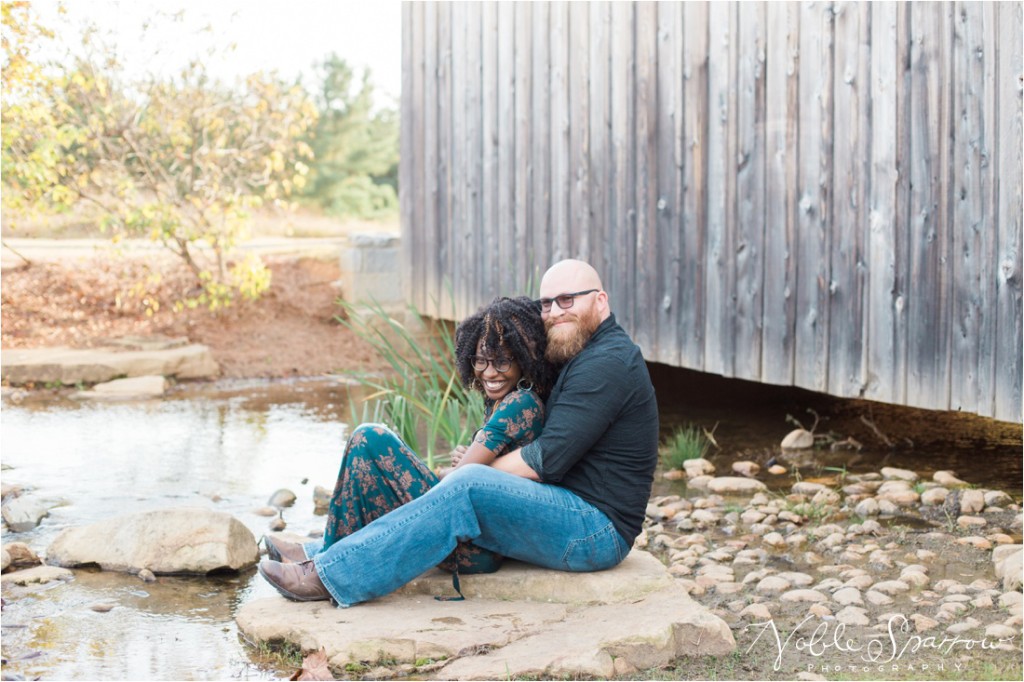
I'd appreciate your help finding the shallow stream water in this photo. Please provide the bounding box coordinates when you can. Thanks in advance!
[1,370,1021,680]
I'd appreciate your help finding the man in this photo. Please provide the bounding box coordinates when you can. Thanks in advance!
[259,259,659,605]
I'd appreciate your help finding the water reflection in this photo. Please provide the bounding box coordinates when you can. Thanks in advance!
[1,378,359,680]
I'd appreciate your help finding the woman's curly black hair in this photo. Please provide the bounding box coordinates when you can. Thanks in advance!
[454,296,556,400]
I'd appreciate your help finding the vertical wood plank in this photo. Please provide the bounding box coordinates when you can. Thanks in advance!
[514,2,533,290]
[907,2,954,411]
[950,1,994,416]
[448,2,466,319]
[794,1,833,393]
[704,2,738,378]
[634,1,658,355]
[609,1,634,320]
[734,2,767,382]
[681,1,708,371]
[481,0,498,304]
[827,1,869,398]
[401,1,419,306]
[995,0,1023,421]
[496,0,516,295]
[588,2,611,290]
[762,1,799,386]
[550,1,570,265]
[656,0,683,367]
[530,1,551,279]
[434,1,451,316]
[865,1,902,405]
[569,1,591,262]
[464,3,483,316]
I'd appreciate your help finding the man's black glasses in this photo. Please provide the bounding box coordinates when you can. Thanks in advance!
[471,355,513,372]
[538,289,599,313]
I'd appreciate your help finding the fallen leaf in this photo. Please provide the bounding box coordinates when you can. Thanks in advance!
[291,647,334,681]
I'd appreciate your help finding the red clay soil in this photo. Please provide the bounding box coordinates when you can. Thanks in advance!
[1,253,388,379]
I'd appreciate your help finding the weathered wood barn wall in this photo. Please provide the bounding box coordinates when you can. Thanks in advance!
[399,1,1023,423]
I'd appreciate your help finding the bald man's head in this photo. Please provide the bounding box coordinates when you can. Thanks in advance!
[538,259,610,363]
[540,259,603,295]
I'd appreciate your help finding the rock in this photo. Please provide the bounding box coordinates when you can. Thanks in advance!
[1,344,219,385]
[807,603,832,618]
[0,565,74,586]
[767,465,787,475]
[755,576,792,595]
[732,461,760,478]
[854,498,879,517]
[90,602,116,613]
[238,551,736,679]
[2,542,41,569]
[781,429,814,450]
[254,506,278,517]
[871,580,910,595]
[879,489,920,507]
[865,590,893,606]
[76,375,167,400]
[267,489,297,508]
[138,568,157,583]
[957,515,987,529]
[661,469,686,480]
[762,532,787,549]
[985,623,1018,639]
[910,614,940,632]
[946,617,981,634]
[1,494,50,532]
[811,489,841,507]
[993,545,1023,591]
[46,507,259,575]
[900,571,929,588]
[780,589,829,603]
[791,481,828,496]
[877,499,900,516]
[778,571,814,587]
[920,487,949,506]
[1,548,9,572]
[933,470,969,487]
[843,575,874,590]
[881,467,918,482]
[706,477,767,495]
[740,603,772,620]
[832,587,863,606]
[687,475,713,490]
[972,594,994,609]
[985,490,1014,508]
[835,606,870,626]
[683,458,716,478]
[960,489,986,514]
[958,536,993,550]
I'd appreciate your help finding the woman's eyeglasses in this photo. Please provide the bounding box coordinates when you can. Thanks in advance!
[538,289,599,313]
[471,355,512,372]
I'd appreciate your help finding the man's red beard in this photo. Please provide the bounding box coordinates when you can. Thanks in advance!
[545,305,602,363]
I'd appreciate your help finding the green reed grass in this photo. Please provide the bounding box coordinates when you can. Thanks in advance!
[662,424,711,470]
[338,298,485,469]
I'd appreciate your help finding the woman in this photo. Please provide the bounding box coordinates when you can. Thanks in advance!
[264,295,556,577]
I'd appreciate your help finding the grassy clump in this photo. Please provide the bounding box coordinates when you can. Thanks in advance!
[661,424,711,470]
[338,298,485,470]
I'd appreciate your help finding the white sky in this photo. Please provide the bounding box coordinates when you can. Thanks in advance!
[31,0,402,106]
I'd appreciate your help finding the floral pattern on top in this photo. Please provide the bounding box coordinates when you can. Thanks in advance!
[319,389,545,575]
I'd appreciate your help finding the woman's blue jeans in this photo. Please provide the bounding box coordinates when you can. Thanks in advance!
[300,463,630,606]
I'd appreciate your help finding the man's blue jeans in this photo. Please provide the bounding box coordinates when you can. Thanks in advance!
[300,463,630,606]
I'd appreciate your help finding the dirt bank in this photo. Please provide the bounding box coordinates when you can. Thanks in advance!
[1,251,388,379]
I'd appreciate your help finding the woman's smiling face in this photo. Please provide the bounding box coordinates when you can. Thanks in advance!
[472,338,523,401]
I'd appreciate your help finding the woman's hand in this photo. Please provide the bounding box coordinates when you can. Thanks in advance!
[449,444,468,467]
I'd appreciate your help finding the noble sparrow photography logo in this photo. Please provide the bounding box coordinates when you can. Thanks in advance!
[747,614,1018,675]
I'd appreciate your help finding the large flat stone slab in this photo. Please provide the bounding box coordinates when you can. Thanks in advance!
[236,551,734,679]
[1,344,218,385]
